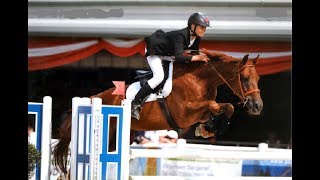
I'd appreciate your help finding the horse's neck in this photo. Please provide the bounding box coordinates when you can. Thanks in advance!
[172,61,239,94]
[172,62,208,88]
[208,61,239,84]
[175,61,238,80]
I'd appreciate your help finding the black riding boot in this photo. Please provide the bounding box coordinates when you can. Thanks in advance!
[131,83,153,120]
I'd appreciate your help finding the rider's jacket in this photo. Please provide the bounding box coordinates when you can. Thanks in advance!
[144,27,201,63]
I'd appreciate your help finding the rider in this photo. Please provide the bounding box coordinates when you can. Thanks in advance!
[131,12,211,120]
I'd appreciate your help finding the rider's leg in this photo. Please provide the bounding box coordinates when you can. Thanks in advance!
[131,55,164,119]
[161,61,173,97]
[131,82,153,120]
[146,55,165,89]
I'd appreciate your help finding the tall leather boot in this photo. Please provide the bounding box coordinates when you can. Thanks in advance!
[131,83,153,120]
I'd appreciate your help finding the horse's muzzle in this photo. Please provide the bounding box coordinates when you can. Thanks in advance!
[247,100,263,115]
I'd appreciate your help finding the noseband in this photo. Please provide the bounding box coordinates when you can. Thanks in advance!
[208,62,260,106]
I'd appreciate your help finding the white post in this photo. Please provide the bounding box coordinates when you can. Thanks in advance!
[90,98,102,180]
[258,143,268,152]
[70,97,80,180]
[40,96,52,180]
[121,99,132,180]
[70,97,91,180]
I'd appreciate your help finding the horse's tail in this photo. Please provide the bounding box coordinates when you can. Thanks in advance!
[52,109,72,175]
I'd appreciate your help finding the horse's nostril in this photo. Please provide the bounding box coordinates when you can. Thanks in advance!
[254,103,259,110]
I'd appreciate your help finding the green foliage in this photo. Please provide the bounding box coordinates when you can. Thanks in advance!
[28,142,41,179]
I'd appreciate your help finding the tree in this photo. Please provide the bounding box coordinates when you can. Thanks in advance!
[28,142,41,179]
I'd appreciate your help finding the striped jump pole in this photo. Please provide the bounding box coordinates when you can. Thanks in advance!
[28,96,52,180]
[70,97,131,180]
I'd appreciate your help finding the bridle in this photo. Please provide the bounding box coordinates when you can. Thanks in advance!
[208,62,260,107]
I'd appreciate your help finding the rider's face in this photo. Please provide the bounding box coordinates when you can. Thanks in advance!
[191,24,207,37]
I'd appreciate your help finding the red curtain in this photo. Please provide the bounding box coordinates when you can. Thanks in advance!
[28,37,291,75]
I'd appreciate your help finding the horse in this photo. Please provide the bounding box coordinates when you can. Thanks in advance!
[52,49,263,175]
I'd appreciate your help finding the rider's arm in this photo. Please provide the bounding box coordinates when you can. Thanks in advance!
[191,55,209,62]
[174,35,209,63]
[173,34,193,63]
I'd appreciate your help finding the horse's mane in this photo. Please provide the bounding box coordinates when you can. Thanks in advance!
[203,49,242,63]
[173,49,241,76]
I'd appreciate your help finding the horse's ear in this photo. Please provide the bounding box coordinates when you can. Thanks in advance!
[241,54,249,65]
[252,54,259,65]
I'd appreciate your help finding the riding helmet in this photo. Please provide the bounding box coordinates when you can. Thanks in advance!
[187,12,211,28]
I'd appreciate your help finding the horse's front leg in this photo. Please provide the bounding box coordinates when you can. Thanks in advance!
[196,103,235,138]
[217,103,234,119]
[184,100,221,121]
[185,100,234,118]
[185,101,234,139]
[206,88,234,118]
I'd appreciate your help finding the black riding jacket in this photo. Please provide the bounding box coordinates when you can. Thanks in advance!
[144,27,201,63]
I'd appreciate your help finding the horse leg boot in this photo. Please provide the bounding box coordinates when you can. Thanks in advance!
[195,114,226,138]
[131,83,153,120]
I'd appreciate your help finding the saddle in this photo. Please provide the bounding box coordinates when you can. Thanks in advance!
[135,60,170,94]
[134,60,180,129]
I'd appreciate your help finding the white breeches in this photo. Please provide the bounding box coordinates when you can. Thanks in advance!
[147,55,165,89]
[146,55,173,97]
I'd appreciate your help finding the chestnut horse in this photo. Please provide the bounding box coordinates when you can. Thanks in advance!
[53,49,263,175]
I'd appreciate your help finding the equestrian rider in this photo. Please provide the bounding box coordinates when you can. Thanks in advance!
[131,12,211,120]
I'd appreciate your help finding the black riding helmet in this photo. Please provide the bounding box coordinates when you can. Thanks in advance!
[188,12,211,37]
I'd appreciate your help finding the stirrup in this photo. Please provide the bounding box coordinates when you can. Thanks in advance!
[131,105,141,120]
[131,109,140,120]
[132,112,140,120]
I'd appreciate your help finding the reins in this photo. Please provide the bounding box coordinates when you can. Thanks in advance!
[208,62,260,107]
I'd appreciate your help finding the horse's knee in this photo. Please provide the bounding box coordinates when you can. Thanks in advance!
[209,101,220,115]
[226,104,234,112]
[223,103,234,119]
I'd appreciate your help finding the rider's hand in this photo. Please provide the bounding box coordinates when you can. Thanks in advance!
[193,54,210,63]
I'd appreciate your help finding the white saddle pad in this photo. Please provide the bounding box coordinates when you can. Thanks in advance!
[126,61,173,102]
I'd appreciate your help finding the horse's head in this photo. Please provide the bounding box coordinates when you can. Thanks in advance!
[201,49,263,116]
[235,54,263,115]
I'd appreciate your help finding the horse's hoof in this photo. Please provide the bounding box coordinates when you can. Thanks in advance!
[195,125,201,137]
[195,124,215,138]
